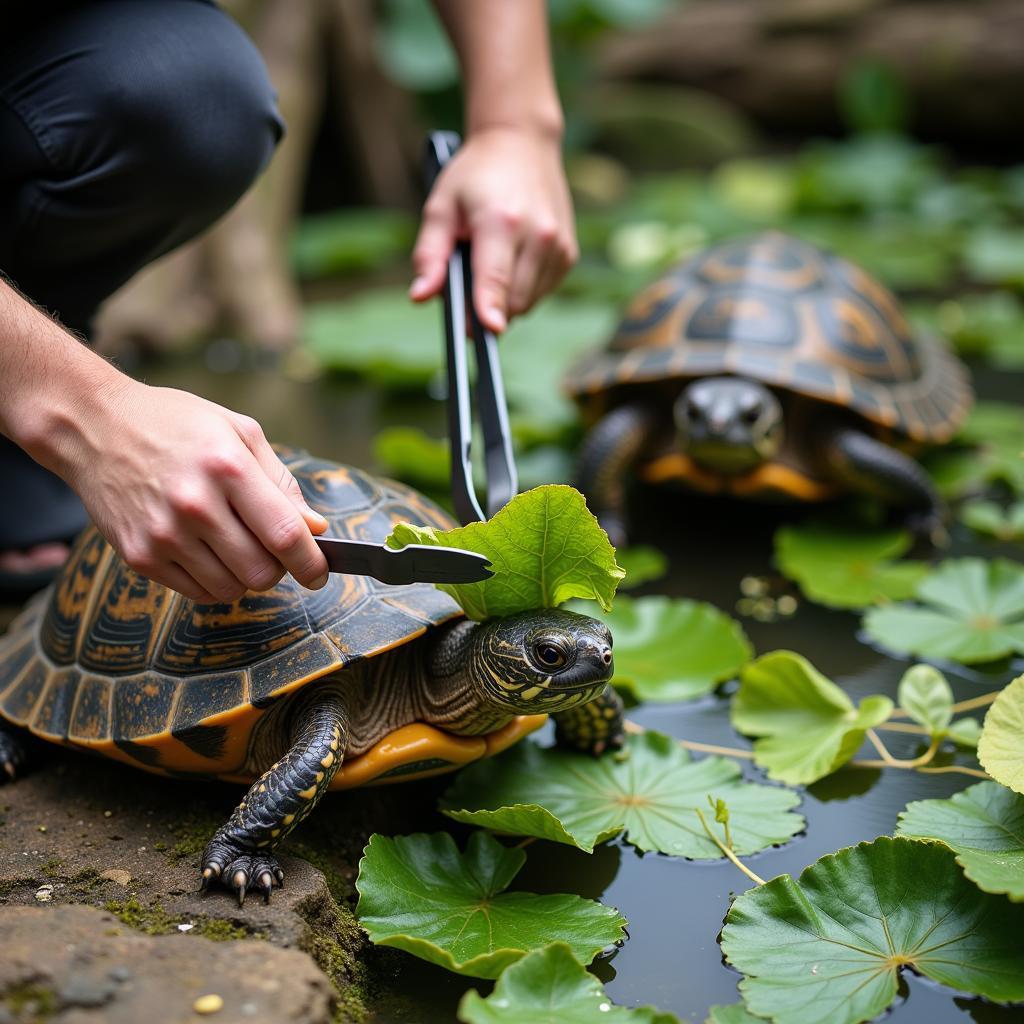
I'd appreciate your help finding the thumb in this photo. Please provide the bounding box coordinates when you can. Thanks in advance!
[410,193,457,302]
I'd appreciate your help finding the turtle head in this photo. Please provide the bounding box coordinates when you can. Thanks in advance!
[675,376,783,475]
[470,608,614,714]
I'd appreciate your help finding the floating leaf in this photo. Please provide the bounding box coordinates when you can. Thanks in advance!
[441,731,803,857]
[897,664,953,735]
[979,674,1024,794]
[616,546,669,590]
[721,837,1024,1024]
[387,486,624,620]
[948,716,983,748]
[355,832,626,979]
[705,1006,765,1024]
[964,227,1024,288]
[374,427,450,490]
[897,781,1024,901]
[774,522,927,609]
[961,500,1024,542]
[457,943,679,1024]
[732,651,893,785]
[926,402,1024,498]
[572,595,752,702]
[863,558,1024,664]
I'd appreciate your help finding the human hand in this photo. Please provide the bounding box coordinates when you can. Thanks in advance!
[58,379,329,603]
[409,127,577,332]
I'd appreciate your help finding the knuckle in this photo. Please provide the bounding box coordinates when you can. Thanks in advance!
[203,448,246,481]
[495,206,523,232]
[168,485,211,522]
[235,415,264,445]
[533,218,558,244]
[245,561,285,592]
[215,583,247,604]
[122,543,159,578]
[265,517,305,555]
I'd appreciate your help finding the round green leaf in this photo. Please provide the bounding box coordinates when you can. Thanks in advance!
[774,522,927,609]
[355,832,626,979]
[457,943,679,1024]
[706,1005,766,1024]
[947,716,983,748]
[721,837,1024,1024]
[579,595,753,702]
[863,558,1024,664]
[387,486,625,620]
[979,674,1024,795]
[441,732,803,857]
[617,546,669,590]
[897,781,1024,900]
[961,500,1024,542]
[732,651,894,785]
[896,664,953,735]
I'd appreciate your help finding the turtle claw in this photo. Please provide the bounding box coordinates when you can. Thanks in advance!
[199,836,284,908]
[0,730,28,785]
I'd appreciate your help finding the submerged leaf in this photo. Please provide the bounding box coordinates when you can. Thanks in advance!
[387,486,624,620]
[732,651,893,785]
[862,558,1024,664]
[441,732,802,857]
[457,943,679,1024]
[774,522,926,609]
[355,832,626,979]
[979,674,1024,795]
[721,837,1024,1024]
[574,595,752,702]
[897,781,1024,900]
[897,664,953,736]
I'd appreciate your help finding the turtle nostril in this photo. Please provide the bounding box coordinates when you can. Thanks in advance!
[601,648,612,666]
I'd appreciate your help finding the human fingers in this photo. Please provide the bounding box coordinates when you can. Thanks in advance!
[410,190,458,302]
[165,536,252,604]
[470,208,520,333]
[155,562,218,605]
[221,447,329,590]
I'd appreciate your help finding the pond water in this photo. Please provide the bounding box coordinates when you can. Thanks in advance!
[142,353,1022,1024]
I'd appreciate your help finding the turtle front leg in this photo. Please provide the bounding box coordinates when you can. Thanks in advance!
[200,692,348,906]
[553,685,625,757]
[0,725,29,783]
[826,428,947,546]
[577,404,657,548]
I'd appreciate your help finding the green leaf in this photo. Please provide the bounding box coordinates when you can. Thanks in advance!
[897,781,1024,901]
[896,664,953,735]
[457,942,680,1024]
[440,732,803,857]
[705,1005,766,1024]
[573,595,752,702]
[616,546,668,590]
[375,0,458,90]
[732,651,894,785]
[374,427,450,491]
[947,716,983,748]
[387,486,623,620]
[774,522,927,609]
[961,500,1024,542]
[926,405,1024,498]
[721,837,1024,1024]
[290,208,415,278]
[355,832,626,979]
[862,558,1024,664]
[979,674,1024,794]
[964,227,1024,287]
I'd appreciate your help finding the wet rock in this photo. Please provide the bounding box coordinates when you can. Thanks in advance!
[0,905,333,1023]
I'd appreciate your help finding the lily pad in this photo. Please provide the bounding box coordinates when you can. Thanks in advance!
[964,227,1024,288]
[573,595,752,702]
[961,500,1024,542]
[897,781,1024,900]
[732,651,894,785]
[925,402,1024,498]
[706,1006,765,1024]
[387,485,624,620]
[948,717,983,748]
[290,207,415,278]
[862,558,1024,664]
[616,546,668,590]
[721,836,1024,1024]
[355,832,626,979]
[457,943,679,1024]
[774,522,927,609]
[979,674,1024,795]
[896,664,953,736]
[374,427,450,491]
[441,731,803,857]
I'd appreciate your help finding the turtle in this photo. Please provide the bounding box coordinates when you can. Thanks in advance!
[0,450,622,905]
[567,232,972,546]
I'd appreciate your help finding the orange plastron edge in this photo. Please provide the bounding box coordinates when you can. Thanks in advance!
[329,713,548,790]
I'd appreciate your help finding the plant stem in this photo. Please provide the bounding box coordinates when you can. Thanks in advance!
[695,808,765,887]
[876,722,929,735]
[889,691,1000,719]
[625,720,755,760]
[863,730,941,769]
[916,765,991,779]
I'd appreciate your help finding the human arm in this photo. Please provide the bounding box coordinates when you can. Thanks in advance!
[0,281,329,602]
[409,0,577,332]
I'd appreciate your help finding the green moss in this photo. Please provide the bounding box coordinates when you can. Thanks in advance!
[4,983,57,1019]
[192,917,251,942]
[40,858,63,878]
[281,838,352,904]
[104,896,180,935]
[166,809,223,862]
[67,868,103,896]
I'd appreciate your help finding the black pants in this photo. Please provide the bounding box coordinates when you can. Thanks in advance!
[0,0,283,549]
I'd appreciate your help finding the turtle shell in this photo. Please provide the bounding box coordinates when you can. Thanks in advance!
[568,232,972,443]
[0,451,542,788]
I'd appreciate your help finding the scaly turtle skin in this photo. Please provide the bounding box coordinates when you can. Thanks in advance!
[0,451,622,906]
[568,232,972,546]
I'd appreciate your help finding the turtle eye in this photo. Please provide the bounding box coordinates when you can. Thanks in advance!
[740,404,761,425]
[532,640,568,670]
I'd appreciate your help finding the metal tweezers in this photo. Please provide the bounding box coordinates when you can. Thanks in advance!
[313,131,517,585]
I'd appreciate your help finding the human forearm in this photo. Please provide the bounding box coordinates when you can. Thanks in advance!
[430,0,564,140]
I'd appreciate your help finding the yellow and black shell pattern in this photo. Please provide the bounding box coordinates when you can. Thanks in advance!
[568,232,972,443]
[0,451,539,789]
